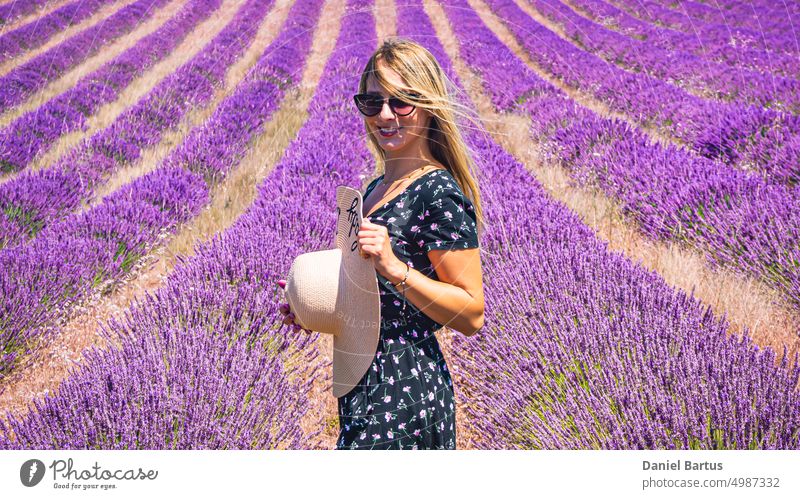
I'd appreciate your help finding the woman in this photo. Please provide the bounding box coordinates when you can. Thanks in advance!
[279,38,484,449]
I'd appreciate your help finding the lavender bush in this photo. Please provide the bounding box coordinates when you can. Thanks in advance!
[0,0,372,450]
[0,324,311,449]
[0,0,274,248]
[0,0,322,382]
[0,0,169,115]
[0,0,222,175]
[0,0,118,63]
[566,0,799,78]
[439,0,800,308]
[1,0,797,451]
[607,0,800,56]
[531,0,800,112]
[483,0,800,185]
[399,0,800,449]
[0,0,52,27]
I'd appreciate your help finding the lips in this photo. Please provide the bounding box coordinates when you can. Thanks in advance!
[378,126,400,137]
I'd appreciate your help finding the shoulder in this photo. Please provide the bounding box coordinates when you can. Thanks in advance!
[414,169,479,251]
[419,169,471,210]
[416,169,460,198]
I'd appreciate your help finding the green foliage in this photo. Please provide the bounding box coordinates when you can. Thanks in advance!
[3,204,44,237]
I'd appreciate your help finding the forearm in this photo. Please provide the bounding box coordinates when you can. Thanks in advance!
[388,264,483,336]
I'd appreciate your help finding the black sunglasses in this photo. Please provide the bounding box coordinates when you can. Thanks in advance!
[353,93,420,117]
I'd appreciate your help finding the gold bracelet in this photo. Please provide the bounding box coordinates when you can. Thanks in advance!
[393,263,410,312]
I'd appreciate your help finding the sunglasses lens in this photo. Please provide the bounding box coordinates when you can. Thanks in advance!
[389,98,415,116]
[354,94,382,116]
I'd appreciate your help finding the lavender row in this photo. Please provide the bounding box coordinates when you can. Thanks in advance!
[656,0,800,36]
[484,0,800,185]
[0,0,118,63]
[0,0,273,249]
[412,0,800,448]
[0,0,169,115]
[565,0,800,84]
[0,0,321,381]
[0,0,369,450]
[0,0,221,176]
[566,0,798,78]
[607,0,800,56]
[445,0,800,308]
[532,100,800,307]
[541,0,800,110]
[0,0,53,27]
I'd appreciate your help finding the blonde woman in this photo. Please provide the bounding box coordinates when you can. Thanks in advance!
[280,38,485,449]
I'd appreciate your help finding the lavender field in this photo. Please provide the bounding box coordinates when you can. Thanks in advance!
[0,0,798,449]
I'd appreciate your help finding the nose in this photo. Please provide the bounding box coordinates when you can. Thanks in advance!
[378,100,397,121]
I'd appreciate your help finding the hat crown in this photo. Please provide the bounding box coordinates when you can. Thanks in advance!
[285,248,343,335]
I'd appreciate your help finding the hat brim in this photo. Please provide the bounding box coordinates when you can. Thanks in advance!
[331,186,380,399]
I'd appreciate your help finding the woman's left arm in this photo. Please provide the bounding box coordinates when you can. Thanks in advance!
[359,218,484,336]
[394,247,484,337]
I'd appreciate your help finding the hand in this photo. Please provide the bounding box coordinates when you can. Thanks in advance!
[357,218,406,282]
[276,280,312,333]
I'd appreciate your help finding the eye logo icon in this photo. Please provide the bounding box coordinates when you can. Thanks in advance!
[20,459,46,487]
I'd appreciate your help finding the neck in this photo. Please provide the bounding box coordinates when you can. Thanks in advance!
[382,143,438,182]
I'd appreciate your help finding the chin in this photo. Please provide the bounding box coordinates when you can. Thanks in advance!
[372,134,409,152]
[377,141,408,153]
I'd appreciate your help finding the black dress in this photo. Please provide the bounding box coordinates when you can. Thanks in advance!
[336,168,480,450]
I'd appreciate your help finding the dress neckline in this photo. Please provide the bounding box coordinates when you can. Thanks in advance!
[363,167,446,219]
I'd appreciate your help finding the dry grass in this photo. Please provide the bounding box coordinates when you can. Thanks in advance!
[375,0,395,42]
[0,0,184,128]
[0,0,74,36]
[0,0,136,76]
[23,0,244,177]
[426,0,800,359]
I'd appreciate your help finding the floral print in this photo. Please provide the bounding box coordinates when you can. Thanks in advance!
[336,168,479,450]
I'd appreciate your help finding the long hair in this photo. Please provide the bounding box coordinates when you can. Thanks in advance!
[358,38,484,233]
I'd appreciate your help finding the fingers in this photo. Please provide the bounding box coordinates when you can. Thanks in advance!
[359,220,387,233]
[359,244,376,259]
[276,281,312,333]
[358,236,383,246]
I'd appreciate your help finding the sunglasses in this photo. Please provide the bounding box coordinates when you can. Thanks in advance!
[353,93,420,117]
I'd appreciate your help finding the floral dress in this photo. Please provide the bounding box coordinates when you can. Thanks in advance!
[336,168,480,450]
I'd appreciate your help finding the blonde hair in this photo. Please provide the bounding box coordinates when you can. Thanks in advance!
[358,38,485,233]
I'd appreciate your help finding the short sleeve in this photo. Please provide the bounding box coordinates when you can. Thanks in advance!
[413,181,479,252]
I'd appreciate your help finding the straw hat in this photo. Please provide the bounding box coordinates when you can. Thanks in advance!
[282,185,380,399]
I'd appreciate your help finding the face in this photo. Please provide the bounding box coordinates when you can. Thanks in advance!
[363,60,432,155]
